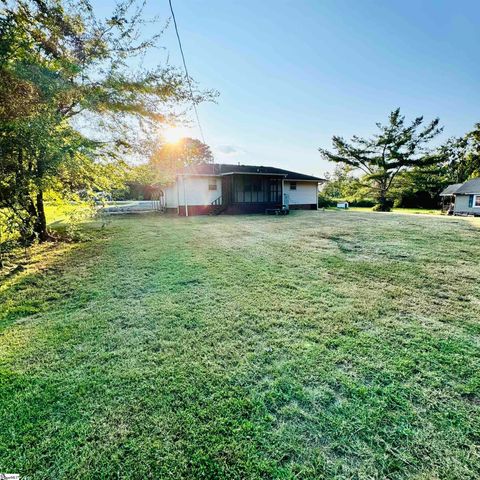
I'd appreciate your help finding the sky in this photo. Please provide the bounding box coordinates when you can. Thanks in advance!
[93,0,480,177]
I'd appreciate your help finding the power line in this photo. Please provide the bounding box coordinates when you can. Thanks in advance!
[168,0,206,144]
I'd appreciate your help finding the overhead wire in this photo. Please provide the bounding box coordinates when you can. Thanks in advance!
[168,0,206,144]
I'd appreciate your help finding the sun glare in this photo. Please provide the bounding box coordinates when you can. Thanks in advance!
[162,126,188,144]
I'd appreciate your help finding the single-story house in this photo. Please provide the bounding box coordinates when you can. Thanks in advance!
[162,163,325,216]
[440,178,480,215]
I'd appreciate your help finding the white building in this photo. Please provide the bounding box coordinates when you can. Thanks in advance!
[162,163,324,216]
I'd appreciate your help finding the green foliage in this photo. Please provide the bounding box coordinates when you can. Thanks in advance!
[349,198,376,208]
[126,164,157,186]
[322,164,371,203]
[372,198,394,211]
[442,123,480,182]
[120,138,214,200]
[149,137,214,183]
[115,164,155,200]
[1,212,479,478]
[317,193,336,208]
[45,191,96,240]
[389,165,449,209]
[320,109,444,211]
[323,164,360,198]
[321,164,377,208]
[0,0,214,245]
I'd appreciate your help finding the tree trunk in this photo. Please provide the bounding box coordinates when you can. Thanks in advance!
[33,190,49,242]
[21,196,38,243]
[374,182,392,212]
[376,194,391,212]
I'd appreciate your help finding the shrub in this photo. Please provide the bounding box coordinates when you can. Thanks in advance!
[372,199,394,212]
[349,199,376,208]
[317,194,336,208]
[394,191,440,209]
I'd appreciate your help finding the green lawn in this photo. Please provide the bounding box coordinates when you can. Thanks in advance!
[1,211,479,479]
[340,207,442,215]
[0,202,91,246]
[329,207,442,215]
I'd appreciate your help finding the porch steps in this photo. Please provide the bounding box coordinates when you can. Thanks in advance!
[209,195,227,215]
[210,204,228,215]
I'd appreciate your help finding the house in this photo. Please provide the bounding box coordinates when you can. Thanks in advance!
[162,163,325,216]
[440,178,480,215]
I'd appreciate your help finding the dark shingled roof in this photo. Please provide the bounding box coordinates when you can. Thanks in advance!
[454,178,480,194]
[180,163,324,181]
[439,183,463,196]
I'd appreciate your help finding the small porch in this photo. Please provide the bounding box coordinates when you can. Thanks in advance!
[441,195,455,215]
[213,173,288,214]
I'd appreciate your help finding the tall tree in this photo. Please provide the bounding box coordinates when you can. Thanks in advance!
[442,123,480,183]
[390,164,450,209]
[319,109,444,211]
[322,164,365,200]
[149,137,213,182]
[0,0,214,241]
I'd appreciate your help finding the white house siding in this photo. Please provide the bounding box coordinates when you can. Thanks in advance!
[164,183,178,208]
[165,177,319,214]
[177,175,222,206]
[285,181,318,206]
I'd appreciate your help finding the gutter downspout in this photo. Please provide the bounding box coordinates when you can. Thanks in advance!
[176,175,180,215]
[183,174,189,217]
[281,178,285,208]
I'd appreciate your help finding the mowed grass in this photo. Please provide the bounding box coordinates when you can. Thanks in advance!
[0,211,479,479]
[347,207,441,215]
[0,202,91,247]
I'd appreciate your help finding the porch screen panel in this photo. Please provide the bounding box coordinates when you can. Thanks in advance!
[269,179,281,203]
[233,175,269,203]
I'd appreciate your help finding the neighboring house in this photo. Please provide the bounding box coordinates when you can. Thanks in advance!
[162,163,325,216]
[440,178,480,216]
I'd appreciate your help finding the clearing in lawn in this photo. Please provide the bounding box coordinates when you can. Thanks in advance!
[0,211,479,479]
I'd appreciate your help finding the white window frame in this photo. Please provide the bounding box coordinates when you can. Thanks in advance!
[474,195,480,207]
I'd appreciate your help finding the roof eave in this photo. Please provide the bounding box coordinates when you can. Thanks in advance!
[286,178,325,182]
[220,172,288,177]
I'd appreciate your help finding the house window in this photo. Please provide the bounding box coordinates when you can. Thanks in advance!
[208,183,217,191]
[290,182,297,190]
[475,195,480,207]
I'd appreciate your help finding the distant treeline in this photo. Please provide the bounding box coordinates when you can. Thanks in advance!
[319,110,480,211]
